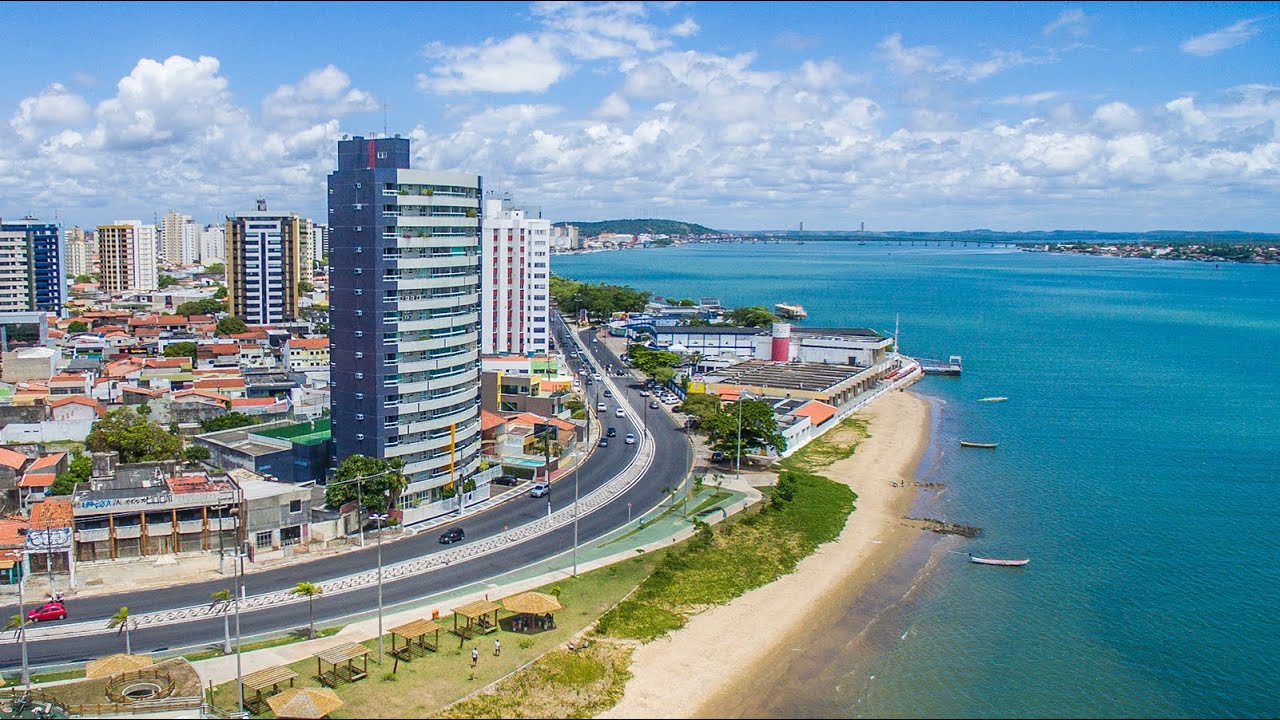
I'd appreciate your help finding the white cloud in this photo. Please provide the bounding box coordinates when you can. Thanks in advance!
[1181,18,1262,57]
[10,83,91,141]
[670,18,699,37]
[418,35,567,93]
[93,55,245,149]
[1093,101,1142,132]
[996,91,1062,106]
[1043,9,1091,37]
[878,33,1043,82]
[263,66,378,123]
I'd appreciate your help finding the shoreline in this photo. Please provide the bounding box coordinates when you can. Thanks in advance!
[600,390,932,719]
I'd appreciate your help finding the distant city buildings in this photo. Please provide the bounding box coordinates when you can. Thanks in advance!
[328,135,486,522]
[64,225,95,279]
[97,220,158,293]
[160,210,200,265]
[226,200,302,325]
[199,223,227,264]
[481,192,551,356]
[549,224,579,251]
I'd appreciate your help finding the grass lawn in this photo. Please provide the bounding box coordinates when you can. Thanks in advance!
[776,416,869,474]
[182,626,342,662]
[209,551,662,718]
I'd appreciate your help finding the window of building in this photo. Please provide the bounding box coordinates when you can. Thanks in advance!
[281,525,302,546]
[289,499,302,514]
[255,531,273,550]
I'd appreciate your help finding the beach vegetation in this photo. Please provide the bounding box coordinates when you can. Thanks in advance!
[594,470,853,642]
[726,305,780,328]
[549,275,650,320]
[777,416,869,473]
[441,644,634,719]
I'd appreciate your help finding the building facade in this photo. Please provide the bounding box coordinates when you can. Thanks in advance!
[65,225,94,279]
[97,220,157,294]
[480,193,551,356]
[328,136,485,519]
[0,217,62,313]
[199,223,227,264]
[226,201,302,324]
[160,211,200,265]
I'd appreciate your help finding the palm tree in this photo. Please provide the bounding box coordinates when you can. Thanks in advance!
[5,614,21,638]
[210,589,233,654]
[290,582,323,639]
[107,606,133,654]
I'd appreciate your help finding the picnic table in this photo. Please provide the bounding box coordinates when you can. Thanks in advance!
[240,665,297,712]
[314,642,371,688]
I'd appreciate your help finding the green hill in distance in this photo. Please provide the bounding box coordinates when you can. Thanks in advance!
[553,218,720,236]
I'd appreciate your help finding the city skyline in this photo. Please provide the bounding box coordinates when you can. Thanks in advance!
[2,1,1278,232]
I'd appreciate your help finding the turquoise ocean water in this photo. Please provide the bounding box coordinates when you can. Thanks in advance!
[554,243,1280,718]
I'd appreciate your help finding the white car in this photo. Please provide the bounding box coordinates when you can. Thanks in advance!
[624,433,636,445]
[639,390,649,397]
[597,402,607,412]
[614,407,625,417]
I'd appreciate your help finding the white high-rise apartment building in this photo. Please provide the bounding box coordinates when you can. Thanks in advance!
[311,223,328,267]
[97,220,157,293]
[0,228,33,311]
[64,226,95,278]
[481,193,551,356]
[199,224,226,264]
[160,211,199,265]
[226,201,301,324]
[298,217,315,275]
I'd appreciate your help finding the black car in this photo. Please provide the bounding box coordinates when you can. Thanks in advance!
[603,389,612,398]
[710,451,726,462]
[492,474,519,486]
[598,437,609,448]
[606,427,617,437]
[439,527,465,544]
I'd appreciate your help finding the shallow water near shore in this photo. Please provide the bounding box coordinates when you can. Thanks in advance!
[556,243,1280,718]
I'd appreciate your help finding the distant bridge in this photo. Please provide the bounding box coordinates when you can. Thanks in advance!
[687,237,1023,248]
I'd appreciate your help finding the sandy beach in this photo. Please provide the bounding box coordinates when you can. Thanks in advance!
[600,389,932,719]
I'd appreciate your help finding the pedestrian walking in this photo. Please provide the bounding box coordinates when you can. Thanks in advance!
[494,638,502,657]
[471,646,479,667]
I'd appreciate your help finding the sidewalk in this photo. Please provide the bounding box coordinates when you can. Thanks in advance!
[182,481,759,688]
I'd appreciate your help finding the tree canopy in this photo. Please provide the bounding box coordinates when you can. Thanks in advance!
[176,298,225,317]
[727,306,779,328]
[87,408,183,463]
[50,455,92,496]
[158,274,178,289]
[204,262,226,276]
[212,285,228,300]
[679,392,721,426]
[703,399,787,460]
[549,275,649,320]
[74,274,93,284]
[298,279,315,294]
[627,344,681,378]
[325,455,408,514]
[163,341,197,361]
[67,320,88,333]
[200,412,257,433]
[216,317,248,336]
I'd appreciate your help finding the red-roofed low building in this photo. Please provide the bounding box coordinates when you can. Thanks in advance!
[194,377,246,398]
[49,373,92,396]
[48,396,101,421]
[283,337,329,371]
[792,400,838,429]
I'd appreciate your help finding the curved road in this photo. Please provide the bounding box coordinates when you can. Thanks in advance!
[1,316,692,667]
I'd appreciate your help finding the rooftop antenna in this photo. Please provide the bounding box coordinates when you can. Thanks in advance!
[383,102,388,137]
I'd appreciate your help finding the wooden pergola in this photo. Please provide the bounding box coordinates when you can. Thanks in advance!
[451,599,501,646]
[389,618,443,672]
[501,591,564,634]
[313,642,371,688]
[240,665,298,712]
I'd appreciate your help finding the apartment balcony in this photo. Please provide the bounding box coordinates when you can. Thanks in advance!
[396,312,479,334]
[395,255,480,270]
[396,292,480,312]
[394,275,478,291]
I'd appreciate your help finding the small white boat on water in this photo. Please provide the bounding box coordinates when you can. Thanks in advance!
[978,396,1008,403]
[969,554,1029,567]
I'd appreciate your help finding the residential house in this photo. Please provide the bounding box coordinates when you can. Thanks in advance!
[282,337,329,372]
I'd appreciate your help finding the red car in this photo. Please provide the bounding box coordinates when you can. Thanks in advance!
[27,601,67,623]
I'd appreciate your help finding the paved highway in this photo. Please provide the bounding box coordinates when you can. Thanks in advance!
[0,315,692,666]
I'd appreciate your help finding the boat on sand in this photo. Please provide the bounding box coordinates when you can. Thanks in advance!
[969,554,1029,567]
[959,441,998,448]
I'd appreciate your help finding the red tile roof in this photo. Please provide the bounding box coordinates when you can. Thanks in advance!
[0,448,29,471]
[288,338,329,350]
[793,400,838,427]
[49,396,98,409]
[31,499,73,527]
[26,453,66,473]
[18,474,55,488]
[480,410,507,432]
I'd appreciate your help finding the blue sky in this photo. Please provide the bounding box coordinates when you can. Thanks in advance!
[1,1,1277,231]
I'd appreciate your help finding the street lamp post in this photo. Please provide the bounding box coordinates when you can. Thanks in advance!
[572,462,581,576]
[5,549,30,689]
[370,512,388,664]
[234,540,247,715]
[735,390,755,485]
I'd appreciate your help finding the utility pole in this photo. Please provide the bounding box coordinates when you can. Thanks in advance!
[370,512,388,664]
[4,550,30,688]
